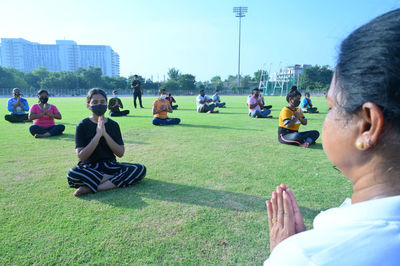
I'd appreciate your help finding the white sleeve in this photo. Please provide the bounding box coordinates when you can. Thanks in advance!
[264,238,311,266]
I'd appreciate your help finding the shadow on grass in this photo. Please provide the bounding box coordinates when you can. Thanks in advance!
[179,123,262,131]
[46,133,75,141]
[309,143,323,150]
[84,179,268,212]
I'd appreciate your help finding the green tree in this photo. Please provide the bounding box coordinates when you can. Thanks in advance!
[0,67,28,88]
[241,75,252,89]
[25,67,49,89]
[210,76,223,90]
[160,79,180,92]
[253,70,263,82]
[298,66,333,91]
[178,74,196,91]
[167,68,180,81]
[83,66,103,88]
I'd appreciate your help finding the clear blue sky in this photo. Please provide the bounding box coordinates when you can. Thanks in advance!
[1,0,399,81]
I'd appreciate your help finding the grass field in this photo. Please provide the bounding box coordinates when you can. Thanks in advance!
[0,95,352,264]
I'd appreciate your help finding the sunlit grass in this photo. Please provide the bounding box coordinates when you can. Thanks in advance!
[0,95,351,264]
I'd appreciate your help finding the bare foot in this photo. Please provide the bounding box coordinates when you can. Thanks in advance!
[299,142,310,148]
[74,186,92,196]
[34,132,51,138]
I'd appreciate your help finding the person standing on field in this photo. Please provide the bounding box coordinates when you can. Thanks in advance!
[131,75,144,108]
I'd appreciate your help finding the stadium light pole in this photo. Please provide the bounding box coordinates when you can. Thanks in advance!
[233,6,248,87]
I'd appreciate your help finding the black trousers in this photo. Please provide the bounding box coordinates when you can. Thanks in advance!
[5,113,28,123]
[29,124,65,136]
[109,110,130,117]
[278,130,320,146]
[133,92,143,108]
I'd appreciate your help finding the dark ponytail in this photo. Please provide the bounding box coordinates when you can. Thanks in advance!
[286,86,301,103]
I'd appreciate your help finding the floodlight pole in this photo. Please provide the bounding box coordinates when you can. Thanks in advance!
[233,6,248,87]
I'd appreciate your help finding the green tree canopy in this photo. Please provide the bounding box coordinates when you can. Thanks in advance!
[178,74,196,91]
[299,66,333,91]
[167,68,180,81]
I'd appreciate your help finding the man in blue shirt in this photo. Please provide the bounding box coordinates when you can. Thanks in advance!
[300,92,319,113]
[5,88,30,122]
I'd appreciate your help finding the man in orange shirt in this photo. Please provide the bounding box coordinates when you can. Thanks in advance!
[152,89,181,126]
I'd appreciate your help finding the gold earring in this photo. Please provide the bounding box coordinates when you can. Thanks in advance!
[356,141,364,150]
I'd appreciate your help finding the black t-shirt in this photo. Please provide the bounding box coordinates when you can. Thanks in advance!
[75,118,124,164]
[108,98,123,112]
[131,79,142,93]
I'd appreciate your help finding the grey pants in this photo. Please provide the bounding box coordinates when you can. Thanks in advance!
[197,104,216,113]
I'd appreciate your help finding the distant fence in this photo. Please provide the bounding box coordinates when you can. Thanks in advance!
[0,88,253,97]
[0,87,328,97]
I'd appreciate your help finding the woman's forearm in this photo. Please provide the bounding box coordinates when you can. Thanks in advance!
[29,112,43,120]
[77,134,101,162]
[103,133,124,157]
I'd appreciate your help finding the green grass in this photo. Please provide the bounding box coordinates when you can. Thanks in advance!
[0,95,352,264]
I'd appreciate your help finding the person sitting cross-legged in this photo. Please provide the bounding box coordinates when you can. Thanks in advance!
[165,93,178,110]
[108,90,130,117]
[247,88,272,118]
[67,88,146,196]
[28,89,65,138]
[212,89,226,108]
[5,88,30,123]
[278,86,319,148]
[300,92,319,113]
[152,89,181,126]
[196,89,219,113]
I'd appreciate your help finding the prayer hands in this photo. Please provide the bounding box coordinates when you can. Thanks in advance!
[294,109,303,119]
[43,103,49,116]
[266,184,306,252]
[96,115,106,136]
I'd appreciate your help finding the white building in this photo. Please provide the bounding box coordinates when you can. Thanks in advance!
[0,38,120,76]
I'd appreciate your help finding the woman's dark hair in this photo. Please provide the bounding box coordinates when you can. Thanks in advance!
[86,88,107,104]
[286,86,301,102]
[335,9,400,129]
[37,89,48,96]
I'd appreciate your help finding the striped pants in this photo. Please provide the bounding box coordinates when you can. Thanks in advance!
[67,161,146,193]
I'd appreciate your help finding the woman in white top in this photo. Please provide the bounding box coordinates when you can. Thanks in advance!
[265,9,400,265]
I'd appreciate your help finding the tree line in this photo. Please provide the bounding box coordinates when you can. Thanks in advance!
[0,65,333,94]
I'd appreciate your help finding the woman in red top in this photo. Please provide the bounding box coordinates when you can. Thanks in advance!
[28,89,65,138]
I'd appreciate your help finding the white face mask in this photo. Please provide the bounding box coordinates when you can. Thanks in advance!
[160,94,167,99]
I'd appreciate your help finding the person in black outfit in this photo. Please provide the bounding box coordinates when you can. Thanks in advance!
[67,88,146,196]
[131,75,144,108]
[108,90,130,117]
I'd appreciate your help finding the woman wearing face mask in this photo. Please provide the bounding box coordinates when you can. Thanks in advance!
[67,88,146,196]
[152,88,181,126]
[278,86,319,148]
[265,9,400,265]
[28,89,65,138]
